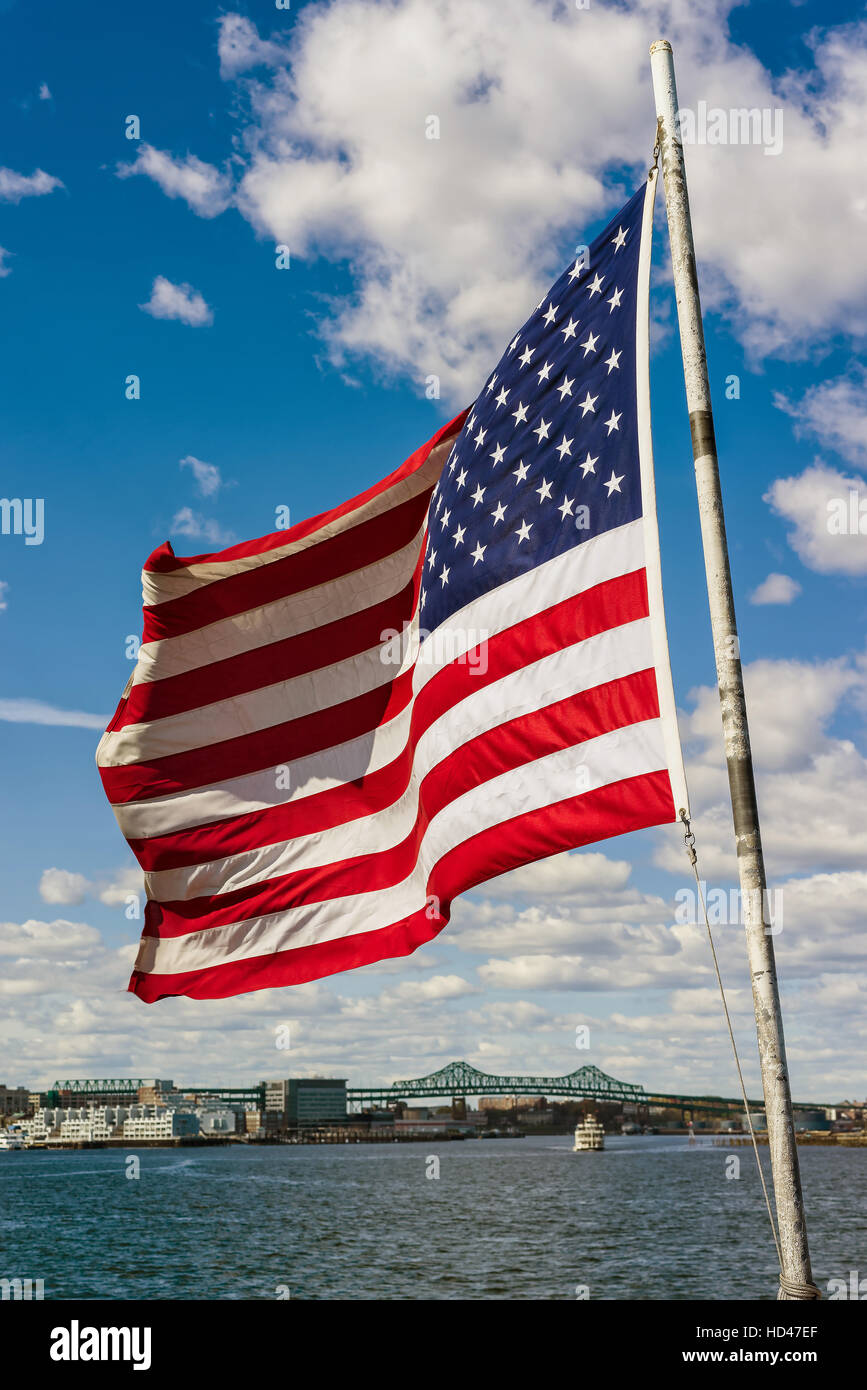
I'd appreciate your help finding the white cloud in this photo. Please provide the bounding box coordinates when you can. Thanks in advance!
[39,869,89,905]
[179,454,222,497]
[749,572,801,605]
[170,506,235,547]
[0,698,108,729]
[139,275,213,326]
[0,247,12,278]
[39,83,52,101]
[764,462,867,575]
[0,918,102,960]
[0,578,8,608]
[118,145,232,218]
[148,5,867,400]
[0,166,63,203]
[39,865,144,908]
[775,367,867,466]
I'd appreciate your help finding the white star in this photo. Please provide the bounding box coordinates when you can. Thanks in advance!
[604,348,622,373]
[536,478,553,502]
[533,417,552,442]
[456,467,468,488]
[607,287,623,312]
[474,425,487,448]
[420,586,426,607]
[494,387,509,408]
[512,401,528,426]
[587,274,604,297]
[508,334,520,353]
[558,495,574,519]
[434,491,442,514]
[465,413,476,433]
[561,317,579,341]
[471,483,486,506]
[439,564,450,585]
[515,519,533,544]
[518,345,535,367]
[579,331,599,356]
[427,548,437,569]
[537,361,553,383]
[578,391,598,416]
[453,523,466,546]
[448,452,457,473]
[513,459,529,483]
[604,471,624,495]
[491,501,507,524]
[604,410,622,434]
[542,302,558,325]
[490,442,506,466]
[439,507,451,528]
[580,452,598,476]
[556,375,574,400]
[470,541,486,565]
[486,374,497,393]
[555,435,573,460]
[612,226,628,251]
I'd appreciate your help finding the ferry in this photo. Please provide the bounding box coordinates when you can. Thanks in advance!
[573,1115,605,1151]
[0,1126,27,1151]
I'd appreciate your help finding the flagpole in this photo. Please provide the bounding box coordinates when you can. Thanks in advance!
[649,39,819,1300]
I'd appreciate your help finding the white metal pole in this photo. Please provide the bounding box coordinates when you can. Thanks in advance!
[649,38,819,1300]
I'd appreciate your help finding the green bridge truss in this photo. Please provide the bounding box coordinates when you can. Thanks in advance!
[346,1059,834,1116]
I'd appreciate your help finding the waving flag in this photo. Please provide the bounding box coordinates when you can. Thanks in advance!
[97,177,688,1002]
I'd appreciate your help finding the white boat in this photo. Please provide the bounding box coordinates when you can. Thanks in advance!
[573,1115,605,1151]
[0,1126,27,1150]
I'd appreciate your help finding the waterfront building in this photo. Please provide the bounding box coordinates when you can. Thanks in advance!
[0,1084,30,1116]
[122,1107,199,1140]
[287,1078,347,1125]
[196,1105,241,1135]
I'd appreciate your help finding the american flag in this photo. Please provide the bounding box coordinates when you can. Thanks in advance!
[97,179,688,1003]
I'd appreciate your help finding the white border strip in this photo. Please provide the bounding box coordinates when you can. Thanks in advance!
[636,172,690,818]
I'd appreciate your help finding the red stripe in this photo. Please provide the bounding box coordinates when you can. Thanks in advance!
[117,574,422,731]
[141,491,431,644]
[122,568,650,854]
[143,411,467,574]
[143,668,661,938]
[128,769,675,1001]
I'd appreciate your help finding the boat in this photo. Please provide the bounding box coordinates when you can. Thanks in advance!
[573,1115,605,1151]
[0,1126,27,1151]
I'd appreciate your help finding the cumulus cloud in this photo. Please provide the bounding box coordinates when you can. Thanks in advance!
[0,247,13,278]
[749,572,801,605]
[0,166,63,203]
[764,462,867,575]
[39,869,90,905]
[139,275,213,326]
[170,506,235,547]
[39,83,52,101]
[775,367,867,466]
[39,865,144,908]
[118,145,233,218]
[140,5,867,400]
[179,454,223,497]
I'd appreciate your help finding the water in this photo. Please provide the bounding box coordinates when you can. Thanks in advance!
[1,1136,864,1299]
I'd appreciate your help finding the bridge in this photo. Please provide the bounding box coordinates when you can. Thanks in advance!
[346,1060,836,1118]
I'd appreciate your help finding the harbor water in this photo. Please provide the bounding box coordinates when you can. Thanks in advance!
[1,1135,864,1300]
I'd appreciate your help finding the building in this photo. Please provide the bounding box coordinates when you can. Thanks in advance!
[123,1107,198,1140]
[287,1078,347,1126]
[136,1080,175,1105]
[0,1084,30,1116]
[196,1105,241,1136]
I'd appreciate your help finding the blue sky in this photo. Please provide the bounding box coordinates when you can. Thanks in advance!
[1,0,865,1100]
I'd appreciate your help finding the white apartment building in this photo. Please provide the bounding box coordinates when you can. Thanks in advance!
[122,1106,199,1139]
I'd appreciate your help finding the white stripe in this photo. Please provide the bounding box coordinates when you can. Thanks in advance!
[132,526,426,688]
[144,617,655,900]
[135,719,668,975]
[139,432,453,605]
[110,520,646,834]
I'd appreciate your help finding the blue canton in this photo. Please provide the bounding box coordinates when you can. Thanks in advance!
[421,183,646,634]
